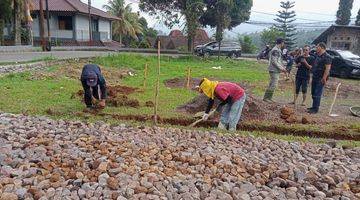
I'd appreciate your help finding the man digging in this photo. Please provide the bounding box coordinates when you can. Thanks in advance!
[198,78,246,131]
[263,38,287,103]
[80,64,107,111]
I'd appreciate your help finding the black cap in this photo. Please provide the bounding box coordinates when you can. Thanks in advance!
[86,72,98,87]
[276,38,284,45]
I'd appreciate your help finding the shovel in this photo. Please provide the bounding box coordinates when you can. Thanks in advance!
[328,83,341,117]
[189,108,218,127]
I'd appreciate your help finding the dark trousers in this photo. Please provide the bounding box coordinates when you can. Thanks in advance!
[81,79,101,108]
[295,76,309,94]
[311,79,324,112]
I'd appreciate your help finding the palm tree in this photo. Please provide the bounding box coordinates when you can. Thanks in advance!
[103,0,143,45]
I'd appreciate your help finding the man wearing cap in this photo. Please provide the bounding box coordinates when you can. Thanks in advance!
[80,64,107,110]
[263,38,287,102]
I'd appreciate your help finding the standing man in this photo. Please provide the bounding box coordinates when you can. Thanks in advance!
[263,38,287,102]
[292,45,315,105]
[308,42,332,114]
[80,64,107,110]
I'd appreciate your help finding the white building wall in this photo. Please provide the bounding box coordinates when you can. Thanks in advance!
[98,19,111,41]
[75,15,90,41]
[32,14,73,39]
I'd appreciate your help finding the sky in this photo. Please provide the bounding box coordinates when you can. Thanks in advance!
[83,0,360,37]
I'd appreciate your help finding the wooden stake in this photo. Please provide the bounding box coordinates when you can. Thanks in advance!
[154,41,161,124]
[328,83,341,116]
[143,63,148,89]
[186,67,191,89]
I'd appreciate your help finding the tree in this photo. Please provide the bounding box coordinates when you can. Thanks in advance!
[260,26,285,46]
[139,0,206,52]
[200,0,252,59]
[336,0,354,25]
[103,0,143,45]
[12,0,22,45]
[0,0,12,45]
[274,1,296,50]
[239,35,256,53]
[355,9,360,26]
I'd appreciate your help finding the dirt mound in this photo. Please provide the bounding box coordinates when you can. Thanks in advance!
[145,101,155,107]
[73,85,140,108]
[177,94,280,122]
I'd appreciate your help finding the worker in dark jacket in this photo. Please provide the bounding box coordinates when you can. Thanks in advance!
[80,64,107,109]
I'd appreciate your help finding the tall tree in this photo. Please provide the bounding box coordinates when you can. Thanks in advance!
[335,0,354,25]
[239,35,256,53]
[260,26,285,46]
[355,9,360,26]
[200,0,252,58]
[13,0,22,45]
[104,0,143,45]
[139,0,206,52]
[0,0,12,45]
[274,1,296,50]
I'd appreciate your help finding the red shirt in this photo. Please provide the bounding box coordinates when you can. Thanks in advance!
[215,82,245,102]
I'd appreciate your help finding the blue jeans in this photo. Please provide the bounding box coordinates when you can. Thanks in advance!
[311,79,324,112]
[220,94,247,131]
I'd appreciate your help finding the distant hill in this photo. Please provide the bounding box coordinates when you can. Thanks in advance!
[239,29,326,51]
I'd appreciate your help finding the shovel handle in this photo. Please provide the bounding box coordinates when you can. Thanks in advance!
[328,83,341,116]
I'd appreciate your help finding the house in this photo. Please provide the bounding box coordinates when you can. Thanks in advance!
[4,0,119,46]
[313,25,360,55]
[154,29,211,50]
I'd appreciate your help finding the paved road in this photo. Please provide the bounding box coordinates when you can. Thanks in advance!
[0,51,119,63]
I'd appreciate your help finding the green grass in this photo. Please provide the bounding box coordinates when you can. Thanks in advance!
[0,53,359,147]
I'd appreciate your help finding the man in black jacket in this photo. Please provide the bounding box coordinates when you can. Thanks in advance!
[80,64,107,110]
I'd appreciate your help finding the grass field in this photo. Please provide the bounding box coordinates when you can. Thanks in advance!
[0,53,359,147]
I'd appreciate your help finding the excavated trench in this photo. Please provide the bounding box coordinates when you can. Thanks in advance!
[80,112,359,141]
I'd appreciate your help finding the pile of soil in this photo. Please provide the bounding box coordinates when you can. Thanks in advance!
[177,93,281,122]
[324,78,360,98]
[164,77,202,89]
[73,85,140,108]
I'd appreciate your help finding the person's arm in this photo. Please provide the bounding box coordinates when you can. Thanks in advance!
[302,58,312,70]
[219,96,232,107]
[321,56,332,85]
[321,64,331,85]
[81,80,93,107]
[205,99,214,114]
[98,75,107,99]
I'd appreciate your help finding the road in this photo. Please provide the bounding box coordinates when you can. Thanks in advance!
[0,51,118,63]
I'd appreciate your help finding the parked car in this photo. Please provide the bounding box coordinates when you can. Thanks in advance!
[327,50,360,79]
[310,49,360,79]
[194,41,242,58]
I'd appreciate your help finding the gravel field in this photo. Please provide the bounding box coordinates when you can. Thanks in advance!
[0,113,359,200]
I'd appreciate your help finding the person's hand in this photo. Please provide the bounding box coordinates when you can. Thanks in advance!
[321,77,327,85]
[98,100,106,109]
[202,113,209,121]
[91,96,97,104]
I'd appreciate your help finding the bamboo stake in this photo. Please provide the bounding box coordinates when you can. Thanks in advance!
[143,63,148,89]
[186,67,191,89]
[154,41,161,124]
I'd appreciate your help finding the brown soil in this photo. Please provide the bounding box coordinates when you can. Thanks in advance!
[145,101,155,107]
[73,85,140,108]
[86,113,360,141]
[177,93,280,122]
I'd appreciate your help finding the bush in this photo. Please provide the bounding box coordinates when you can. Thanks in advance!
[239,35,257,53]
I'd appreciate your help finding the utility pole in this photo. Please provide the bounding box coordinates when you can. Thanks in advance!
[45,0,51,51]
[88,0,92,46]
[39,0,45,51]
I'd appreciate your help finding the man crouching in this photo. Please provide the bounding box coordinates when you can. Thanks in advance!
[80,64,107,110]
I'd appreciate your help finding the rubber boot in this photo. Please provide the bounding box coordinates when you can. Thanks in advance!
[218,122,226,130]
[302,94,307,106]
[263,89,272,101]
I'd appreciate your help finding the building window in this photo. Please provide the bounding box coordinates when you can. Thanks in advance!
[58,16,73,30]
[331,42,351,50]
[334,37,337,40]
[347,37,350,40]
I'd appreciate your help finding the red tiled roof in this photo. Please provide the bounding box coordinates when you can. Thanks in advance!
[32,0,119,20]
[169,30,183,37]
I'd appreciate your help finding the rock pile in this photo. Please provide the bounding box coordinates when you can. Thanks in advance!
[0,62,47,75]
[0,113,359,199]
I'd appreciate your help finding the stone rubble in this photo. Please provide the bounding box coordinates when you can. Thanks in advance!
[0,113,359,200]
[0,62,48,75]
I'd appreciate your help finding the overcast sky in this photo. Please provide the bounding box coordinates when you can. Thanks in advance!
[83,0,360,36]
